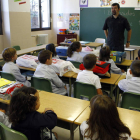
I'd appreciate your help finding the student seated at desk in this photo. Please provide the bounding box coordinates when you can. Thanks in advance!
[99,46,121,74]
[77,54,103,95]
[80,95,132,140]
[66,41,83,63]
[46,43,59,59]
[9,87,57,140]
[34,50,67,95]
[2,48,31,87]
[118,60,140,93]
[126,49,140,80]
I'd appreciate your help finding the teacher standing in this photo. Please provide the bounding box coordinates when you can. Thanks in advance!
[103,3,132,52]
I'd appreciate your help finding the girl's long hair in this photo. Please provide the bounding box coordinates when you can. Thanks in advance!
[46,43,57,57]
[85,95,131,140]
[9,86,37,126]
[67,41,81,57]
[99,46,111,61]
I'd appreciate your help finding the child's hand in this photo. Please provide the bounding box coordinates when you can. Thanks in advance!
[64,86,67,90]
[43,108,54,113]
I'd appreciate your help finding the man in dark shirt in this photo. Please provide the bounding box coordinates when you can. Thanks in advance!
[103,3,132,52]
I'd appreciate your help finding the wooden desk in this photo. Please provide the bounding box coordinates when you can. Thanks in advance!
[38,91,89,140]
[74,107,140,140]
[60,42,103,49]
[116,60,133,71]
[72,73,121,98]
[0,45,46,60]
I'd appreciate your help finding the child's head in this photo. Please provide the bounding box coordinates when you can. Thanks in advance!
[9,86,39,125]
[2,48,17,62]
[130,60,140,77]
[38,50,52,65]
[46,43,57,57]
[99,46,111,61]
[67,41,82,57]
[83,54,97,70]
[85,95,131,139]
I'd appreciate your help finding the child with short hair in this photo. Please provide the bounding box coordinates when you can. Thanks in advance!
[67,41,83,62]
[2,48,31,87]
[99,46,121,74]
[77,54,103,95]
[46,43,59,59]
[119,60,140,93]
[34,50,67,95]
[80,95,132,140]
[9,86,57,140]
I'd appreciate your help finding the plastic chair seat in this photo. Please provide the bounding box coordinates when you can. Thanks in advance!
[31,77,52,92]
[1,72,16,81]
[74,81,97,100]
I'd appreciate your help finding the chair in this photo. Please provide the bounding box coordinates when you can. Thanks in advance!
[69,61,81,69]
[121,92,140,111]
[1,72,16,81]
[12,45,21,51]
[0,122,28,140]
[31,77,52,92]
[95,38,106,47]
[74,81,97,100]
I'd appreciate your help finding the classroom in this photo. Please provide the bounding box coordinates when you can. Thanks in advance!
[0,0,140,140]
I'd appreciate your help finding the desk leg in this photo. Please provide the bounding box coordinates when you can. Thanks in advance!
[115,86,119,106]
[101,44,103,48]
[69,78,72,97]
[79,126,83,140]
[70,124,74,140]
[133,50,134,60]
[110,85,113,98]
[130,51,131,60]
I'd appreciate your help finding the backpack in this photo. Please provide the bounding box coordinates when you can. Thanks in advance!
[80,60,111,78]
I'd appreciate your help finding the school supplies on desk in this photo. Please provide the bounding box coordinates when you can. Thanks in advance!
[0,78,13,88]
[110,51,126,64]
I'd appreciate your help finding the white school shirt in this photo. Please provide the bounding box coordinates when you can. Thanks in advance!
[67,51,83,63]
[2,62,31,87]
[105,59,121,74]
[126,68,132,80]
[52,55,59,59]
[34,63,66,95]
[80,121,133,140]
[118,77,140,93]
[76,70,101,89]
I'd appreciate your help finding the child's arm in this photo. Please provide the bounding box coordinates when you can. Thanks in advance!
[97,89,103,95]
[118,79,128,92]
[110,59,121,74]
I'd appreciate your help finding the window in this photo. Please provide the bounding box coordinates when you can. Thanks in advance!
[0,0,3,35]
[30,0,51,31]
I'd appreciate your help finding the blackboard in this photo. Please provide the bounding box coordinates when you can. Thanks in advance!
[80,8,140,46]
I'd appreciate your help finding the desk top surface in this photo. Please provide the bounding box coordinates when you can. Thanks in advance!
[116,59,133,66]
[60,42,103,47]
[74,107,140,140]
[73,73,121,85]
[37,91,89,123]
[0,45,46,60]
[115,75,126,85]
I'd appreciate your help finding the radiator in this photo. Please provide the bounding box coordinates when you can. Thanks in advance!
[37,34,48,45]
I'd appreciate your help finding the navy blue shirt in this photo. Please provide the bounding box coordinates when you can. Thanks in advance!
[103,14,131,52]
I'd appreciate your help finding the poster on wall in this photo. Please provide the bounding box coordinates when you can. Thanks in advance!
[80,0,88,7]
[69,13,80,30]
[57,13,63,22]
[100,0,120,7]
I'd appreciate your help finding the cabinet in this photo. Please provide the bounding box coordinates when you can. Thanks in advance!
[57,34,77,45]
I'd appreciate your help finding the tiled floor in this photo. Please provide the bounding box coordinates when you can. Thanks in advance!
[53,126,80,140]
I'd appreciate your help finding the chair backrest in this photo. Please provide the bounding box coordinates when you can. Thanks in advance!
[1,72,16,81]
[121,92,140,111]
[12,46,21,51]
[31,77,52,92]
[69,61,81,69]
[95,38,106,46]
[74,81,97,100]
[0,122,28,140]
